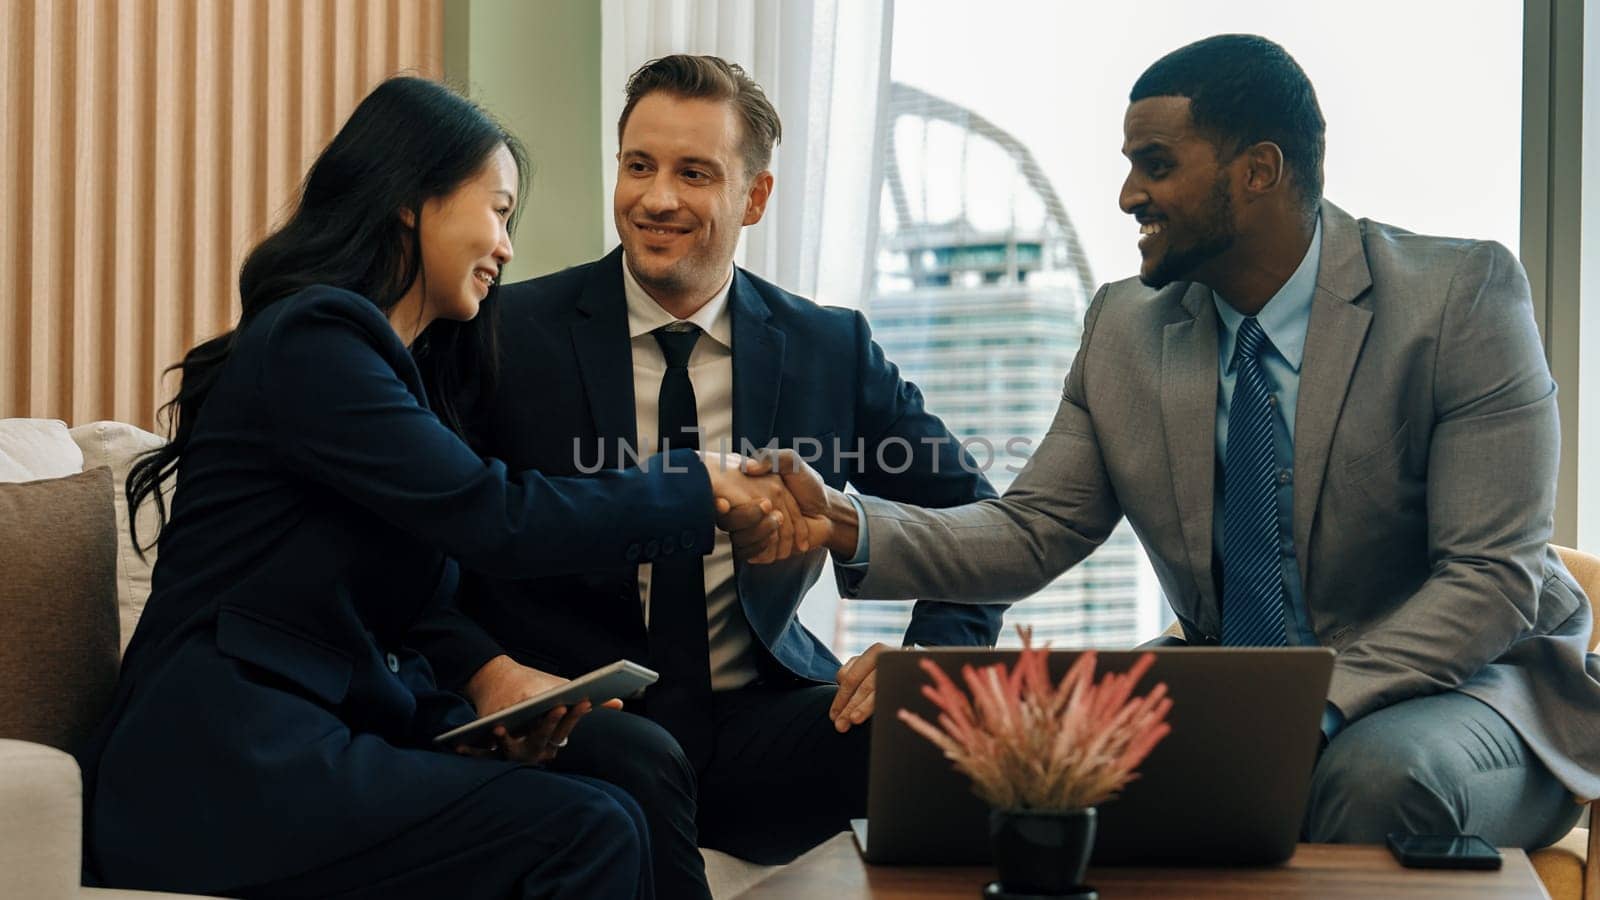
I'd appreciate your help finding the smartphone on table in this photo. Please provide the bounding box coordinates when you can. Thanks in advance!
[1386,832,1502,870]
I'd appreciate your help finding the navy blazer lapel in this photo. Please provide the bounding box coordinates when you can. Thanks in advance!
[570,248,639,468]
[729,270,792,631]
[729,270,785,454]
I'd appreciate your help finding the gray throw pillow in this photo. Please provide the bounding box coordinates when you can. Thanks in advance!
[0,468,119,752]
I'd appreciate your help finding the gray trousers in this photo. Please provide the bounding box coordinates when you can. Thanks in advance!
[1304,690,1584,848]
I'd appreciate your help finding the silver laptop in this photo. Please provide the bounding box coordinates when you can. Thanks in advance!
[852,647,1334,865]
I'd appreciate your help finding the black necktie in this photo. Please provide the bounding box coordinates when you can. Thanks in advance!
[645,324,713,766]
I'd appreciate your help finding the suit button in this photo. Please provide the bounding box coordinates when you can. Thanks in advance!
[681,529,696,550]
[626,543,642,562]
[661,535,677,555]
[645,540,660,559]
[386,652,400,674]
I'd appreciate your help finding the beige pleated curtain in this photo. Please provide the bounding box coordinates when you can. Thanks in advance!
[1,0,443,431]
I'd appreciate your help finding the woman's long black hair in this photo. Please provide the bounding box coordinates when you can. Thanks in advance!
[127,76,528,552]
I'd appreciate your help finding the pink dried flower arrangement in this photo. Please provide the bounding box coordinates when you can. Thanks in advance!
[898,627,1174,811]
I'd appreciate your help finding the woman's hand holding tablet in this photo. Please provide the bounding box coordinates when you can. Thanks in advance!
[436,660,659,753]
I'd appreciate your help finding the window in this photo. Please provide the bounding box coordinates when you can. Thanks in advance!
[826,0,1525,657]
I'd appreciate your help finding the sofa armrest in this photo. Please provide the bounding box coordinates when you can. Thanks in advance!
[0,739,84,900]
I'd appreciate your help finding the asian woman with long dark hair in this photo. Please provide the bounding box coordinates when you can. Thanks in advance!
[80,76,788,900]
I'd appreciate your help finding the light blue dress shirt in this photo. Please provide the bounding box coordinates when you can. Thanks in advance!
[842,217,1342,739]
[845,494,870,562]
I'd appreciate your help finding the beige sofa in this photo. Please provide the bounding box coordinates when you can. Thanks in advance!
[0,418,775,899]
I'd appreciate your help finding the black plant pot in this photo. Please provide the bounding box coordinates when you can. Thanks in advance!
[986,806,1098,899]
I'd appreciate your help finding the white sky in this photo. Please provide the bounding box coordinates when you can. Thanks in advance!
[889,0,1524,287]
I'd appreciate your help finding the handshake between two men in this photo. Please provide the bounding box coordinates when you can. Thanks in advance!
[700,447,884,733]
[701,447,857,567]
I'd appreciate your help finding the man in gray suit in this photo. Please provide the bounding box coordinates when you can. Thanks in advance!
[744,34,1598,845]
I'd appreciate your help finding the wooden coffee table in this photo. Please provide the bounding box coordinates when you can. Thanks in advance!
[735,833,1551,899]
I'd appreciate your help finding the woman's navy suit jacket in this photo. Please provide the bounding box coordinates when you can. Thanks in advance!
[78,286,713,892]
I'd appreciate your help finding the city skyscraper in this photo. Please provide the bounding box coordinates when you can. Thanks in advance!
[832,83,1159,657]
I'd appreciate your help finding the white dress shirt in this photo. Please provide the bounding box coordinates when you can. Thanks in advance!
[622,255,760,691]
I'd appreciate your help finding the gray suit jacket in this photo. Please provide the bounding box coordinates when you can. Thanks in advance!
[848,201,1600,799]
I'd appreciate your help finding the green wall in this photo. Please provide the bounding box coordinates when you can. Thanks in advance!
[445,0,605,282]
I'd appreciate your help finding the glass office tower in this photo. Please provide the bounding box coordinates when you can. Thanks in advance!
[834,83,1155,656]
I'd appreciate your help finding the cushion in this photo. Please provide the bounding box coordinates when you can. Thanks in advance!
[0,469,120,752]
[1530,826,1588,900]
[0,739,83,900]
[0,418,82,482]
[71,422,168,653]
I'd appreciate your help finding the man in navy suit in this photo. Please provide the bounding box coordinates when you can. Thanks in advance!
[412,55,1006,897]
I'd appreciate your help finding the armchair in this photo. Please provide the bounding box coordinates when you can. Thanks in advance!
[1529,546,1598,900]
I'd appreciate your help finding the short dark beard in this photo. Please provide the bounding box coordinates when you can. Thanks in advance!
[628,255,688,298]
[1139,172,1237,289]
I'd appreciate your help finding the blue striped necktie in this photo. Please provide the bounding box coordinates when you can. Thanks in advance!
[1221,317,1288,646]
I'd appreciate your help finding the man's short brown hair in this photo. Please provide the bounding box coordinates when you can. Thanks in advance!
[618,54,783,179]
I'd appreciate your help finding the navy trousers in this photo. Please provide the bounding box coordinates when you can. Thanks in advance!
[245,768,653,899]
[549,683,871,900]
